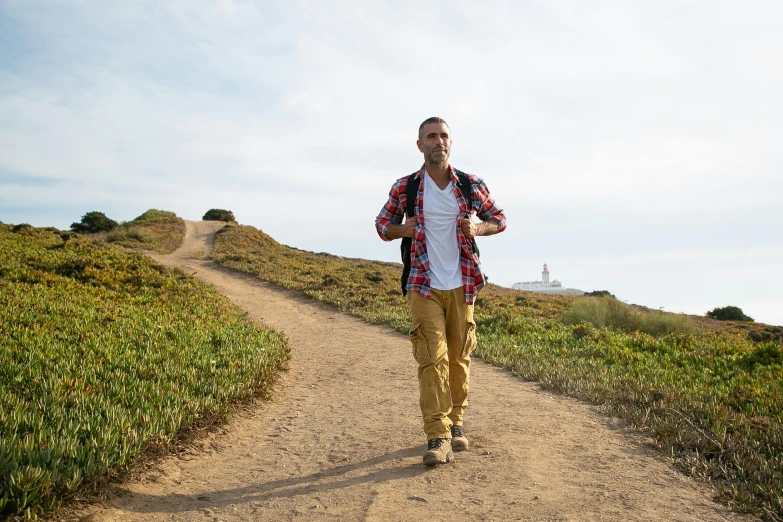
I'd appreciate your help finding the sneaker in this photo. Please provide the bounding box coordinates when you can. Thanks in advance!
[450,425,469,451]
[422,438,454,466]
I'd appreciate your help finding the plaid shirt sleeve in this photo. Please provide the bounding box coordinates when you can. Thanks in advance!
[469,174,506,231]
[375,176,407,241]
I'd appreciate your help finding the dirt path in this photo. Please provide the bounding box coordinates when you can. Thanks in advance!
[78,220,753,521]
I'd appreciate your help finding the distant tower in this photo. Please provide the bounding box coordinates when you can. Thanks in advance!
[542,263,549,284]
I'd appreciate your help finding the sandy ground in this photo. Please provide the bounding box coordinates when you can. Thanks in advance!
[73,220,755,522]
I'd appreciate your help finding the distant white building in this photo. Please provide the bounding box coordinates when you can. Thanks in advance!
[512,263,564,292]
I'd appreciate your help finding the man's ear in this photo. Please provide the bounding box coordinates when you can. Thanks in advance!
[416,139,423,152]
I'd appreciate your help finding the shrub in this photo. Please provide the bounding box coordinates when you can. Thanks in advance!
[203,209,236,222]
[70,211,118,233]
[12,223,35,234]
[584,290,615,298]
[707,305,754,322]
[365,271,384,283]
[739,342,783,370]
[563,296,693,337]
[133,209,178,223]
[747,325,783,344]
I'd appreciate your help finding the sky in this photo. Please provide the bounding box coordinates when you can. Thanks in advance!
[1,1,782,325]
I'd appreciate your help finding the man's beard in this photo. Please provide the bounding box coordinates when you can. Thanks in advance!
[429,149,449,164]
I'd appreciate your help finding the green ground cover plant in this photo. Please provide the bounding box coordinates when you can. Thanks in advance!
[212,223,782,520]
[0,224,289,519]
[106,209,186,254]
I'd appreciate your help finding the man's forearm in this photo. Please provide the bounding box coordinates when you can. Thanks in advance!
[476,220,501,237]
[386,223,414,240]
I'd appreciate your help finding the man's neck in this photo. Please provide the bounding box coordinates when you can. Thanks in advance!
[424,161,451,188]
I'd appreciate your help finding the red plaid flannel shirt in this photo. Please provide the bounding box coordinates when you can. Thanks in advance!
[375,164,506,304]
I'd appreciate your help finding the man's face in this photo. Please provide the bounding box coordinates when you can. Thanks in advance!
[417,122,451,165]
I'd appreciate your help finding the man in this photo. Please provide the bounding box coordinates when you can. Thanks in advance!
[375,117,506,466]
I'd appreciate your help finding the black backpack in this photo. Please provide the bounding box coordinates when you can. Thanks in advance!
[400,170,480,295]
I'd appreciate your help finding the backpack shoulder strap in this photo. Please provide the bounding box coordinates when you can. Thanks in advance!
[405,172,420,218]
[455,169,472,216]
[400,172,420,296]
[454,169,480,257]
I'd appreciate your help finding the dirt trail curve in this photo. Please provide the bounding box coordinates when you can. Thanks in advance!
[78,220,754,522]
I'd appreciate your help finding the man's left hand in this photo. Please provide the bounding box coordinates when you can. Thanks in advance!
[461,218,477,239]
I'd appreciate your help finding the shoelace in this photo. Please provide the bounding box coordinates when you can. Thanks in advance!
[428,438,446,450]
[451,426,463,437]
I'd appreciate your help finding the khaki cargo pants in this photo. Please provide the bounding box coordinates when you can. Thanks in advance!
[408,287,477,440]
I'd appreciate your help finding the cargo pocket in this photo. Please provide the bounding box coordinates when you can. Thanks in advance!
[409,323,430,364]
[462,320,477,358]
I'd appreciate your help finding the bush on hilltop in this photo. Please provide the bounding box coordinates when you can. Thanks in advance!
[132,209,178,223]
[584,290,615,298]
[707,305,754,322]
[203,209,236,222]
[70,211,118,233]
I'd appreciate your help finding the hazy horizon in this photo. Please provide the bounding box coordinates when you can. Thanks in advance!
[2,1,781,325]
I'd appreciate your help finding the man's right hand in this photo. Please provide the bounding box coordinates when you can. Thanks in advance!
[401,214,417,237]
[387,215,417,239]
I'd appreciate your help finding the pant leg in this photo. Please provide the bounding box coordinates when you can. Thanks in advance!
[408,290,452,440]
[445,287,476,427]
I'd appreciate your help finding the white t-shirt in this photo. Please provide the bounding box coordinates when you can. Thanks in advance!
[423,171,463,290]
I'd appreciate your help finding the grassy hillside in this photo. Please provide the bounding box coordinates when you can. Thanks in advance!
[212,223,782,520]
[0,224,289,519]
[105,209,186,254]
